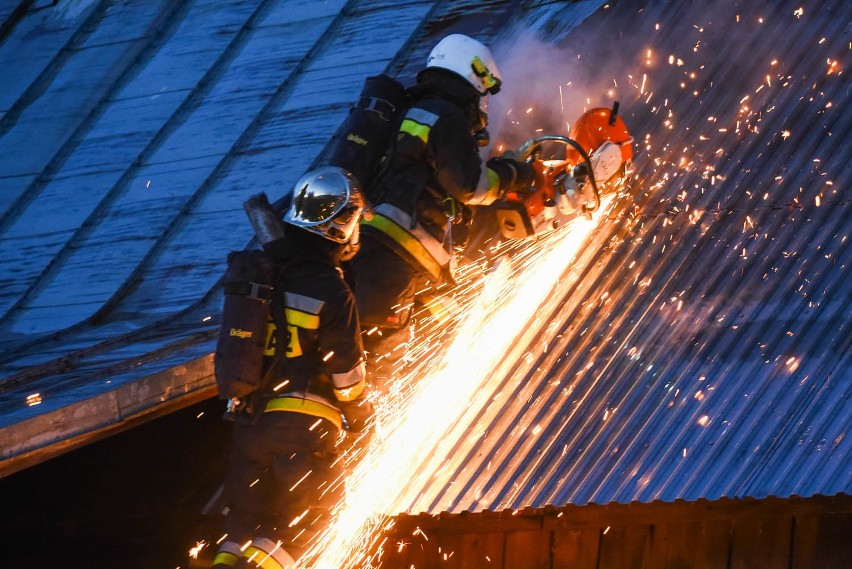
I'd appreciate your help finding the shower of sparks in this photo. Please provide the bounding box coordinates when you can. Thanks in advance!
[301,200,614,568]
[185,7,848,563]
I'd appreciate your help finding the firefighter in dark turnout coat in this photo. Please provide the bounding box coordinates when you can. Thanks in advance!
[213,167,372,569]
[350,34,533,388]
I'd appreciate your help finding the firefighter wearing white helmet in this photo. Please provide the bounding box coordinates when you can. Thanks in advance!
[350,34,534,393]
[212,166,373,569]
[425,33,503,95]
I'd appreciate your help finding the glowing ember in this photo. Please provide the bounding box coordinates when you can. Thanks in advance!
[299,200,614,568]
[189,541,207,559]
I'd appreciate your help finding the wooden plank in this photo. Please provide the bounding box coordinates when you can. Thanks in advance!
[0,0,96,112]
[380,524,431,567]
[426,530,505,569]
[379,500,852,568]
[730,515,791,569]
[793,513,852,569]
[647,519,730,569]
[505,529,550,569]
[598,524,651,569]
[552,525,599,569]
[379,518,522,568]
[394,496,852,534]
[0,231,73,317]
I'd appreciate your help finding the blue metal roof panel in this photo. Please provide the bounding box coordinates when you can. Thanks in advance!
[395,0,851,514]
[0,2,97,112]
[1,0,848,515]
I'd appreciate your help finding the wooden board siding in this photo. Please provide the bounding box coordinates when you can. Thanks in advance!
[792,513,852,569]
[381,496,852,569]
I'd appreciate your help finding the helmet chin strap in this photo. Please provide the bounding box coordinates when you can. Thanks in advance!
[338,225,360,262]
[467,101,490,147]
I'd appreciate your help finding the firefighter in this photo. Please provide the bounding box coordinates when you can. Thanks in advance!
[212,167,373,569]
[350,34,534,390]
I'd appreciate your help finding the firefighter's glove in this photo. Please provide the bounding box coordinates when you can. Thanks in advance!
[487,157,535,198]
[500,138,539,162]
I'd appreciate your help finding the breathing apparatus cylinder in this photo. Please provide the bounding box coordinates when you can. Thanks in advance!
[243,192,286,246]
[323,74,407,201]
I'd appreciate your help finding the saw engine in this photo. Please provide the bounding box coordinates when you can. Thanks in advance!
[495,102,634,239]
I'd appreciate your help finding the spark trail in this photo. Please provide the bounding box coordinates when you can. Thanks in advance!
[304,200,613,568]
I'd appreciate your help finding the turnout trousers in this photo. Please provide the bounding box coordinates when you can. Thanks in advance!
[218,410,341,563]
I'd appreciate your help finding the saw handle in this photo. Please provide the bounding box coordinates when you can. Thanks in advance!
[525,135,601,214]
[609,101,620,126]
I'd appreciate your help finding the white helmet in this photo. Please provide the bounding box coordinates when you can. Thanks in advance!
[425,34,502,95]
[284,166,364,243]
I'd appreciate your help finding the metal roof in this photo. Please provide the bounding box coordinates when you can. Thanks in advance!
[401,0,852,514]
[1,0,849,515]
[0,0,509,473]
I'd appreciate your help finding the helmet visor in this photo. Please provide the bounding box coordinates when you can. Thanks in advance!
[290,173,351,226]
[324,202,363,242]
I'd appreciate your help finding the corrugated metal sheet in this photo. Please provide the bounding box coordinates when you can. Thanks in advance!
[400,0,851,514]
[0,0,848,516]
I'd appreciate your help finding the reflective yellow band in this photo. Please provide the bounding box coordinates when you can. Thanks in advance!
[265,397,343,430]
[285,307,319,329]
[250,537,297,568]
[465,166,501,206]
[284,323,302,358]
[487,167,501,192]
[364,214,444,279]
[334,379,366,402]
[419,293,459,324]
[400,118,431,144]
[245,546,286,569]
[264,319,277,356]
[213,551,240,567]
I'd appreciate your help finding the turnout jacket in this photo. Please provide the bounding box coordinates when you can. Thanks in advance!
[362,74,504,283]
[263,229,371,431]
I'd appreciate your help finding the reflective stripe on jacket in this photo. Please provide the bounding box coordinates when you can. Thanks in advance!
[261,235,368,429]
[265,393,344,430]
[362,203,452,280]
[214,537,297,569]
[364,96,503,279]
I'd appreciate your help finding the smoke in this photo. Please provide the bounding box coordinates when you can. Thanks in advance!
[485,27,630,157]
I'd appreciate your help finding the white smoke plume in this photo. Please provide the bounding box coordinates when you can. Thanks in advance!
[486,28,628,157]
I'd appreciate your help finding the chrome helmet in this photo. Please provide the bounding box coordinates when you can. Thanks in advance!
[425,34,502,95]
[284,166,365,243]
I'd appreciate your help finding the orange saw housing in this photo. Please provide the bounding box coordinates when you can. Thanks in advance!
[565,106,634,166]
[494,104,634,239]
